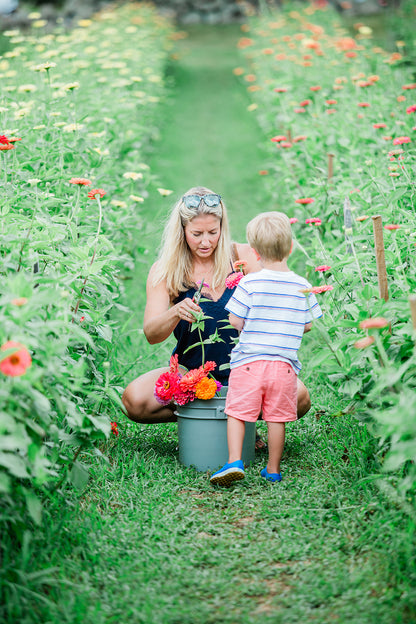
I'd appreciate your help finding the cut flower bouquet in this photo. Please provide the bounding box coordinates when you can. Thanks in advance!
[154,354,222,406]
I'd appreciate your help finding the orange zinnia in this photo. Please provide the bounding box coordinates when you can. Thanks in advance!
[195,377,217,400]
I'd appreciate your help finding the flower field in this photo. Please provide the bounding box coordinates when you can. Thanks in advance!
[0,3,172,522]
[235,2,416,509]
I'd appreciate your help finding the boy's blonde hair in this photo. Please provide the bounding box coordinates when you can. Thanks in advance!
[246,211,292,261]
[152,186,231,297]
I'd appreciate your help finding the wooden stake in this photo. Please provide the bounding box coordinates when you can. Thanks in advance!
[409,295,416,333]
[327,153,334,182]
[287,129,292,142]
[372,215,389,302]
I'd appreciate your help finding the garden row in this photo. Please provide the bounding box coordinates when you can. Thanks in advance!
[0,3,173,526]
[235,1,416,510]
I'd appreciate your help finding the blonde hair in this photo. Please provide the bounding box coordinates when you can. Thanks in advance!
[152,186,231,297]
[246,211,292,261]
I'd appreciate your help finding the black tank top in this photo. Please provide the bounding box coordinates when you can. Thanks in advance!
[173,286,239,384]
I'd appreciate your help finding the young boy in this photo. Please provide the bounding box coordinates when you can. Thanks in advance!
[210,211,322,487]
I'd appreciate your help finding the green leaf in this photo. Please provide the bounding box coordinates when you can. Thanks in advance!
[69,461,89,492]
[0,452,29,479]
[23,489,42,525]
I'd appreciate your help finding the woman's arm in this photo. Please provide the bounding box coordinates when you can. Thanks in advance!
[233,242,262,274]
[143,263,201,345]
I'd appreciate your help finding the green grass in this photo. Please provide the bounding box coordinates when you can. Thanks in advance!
[2,20,416,624]
[4,392,416,623]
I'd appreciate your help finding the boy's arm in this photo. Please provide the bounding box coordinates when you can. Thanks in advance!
[229,312,245,332]
[304,322,312,333]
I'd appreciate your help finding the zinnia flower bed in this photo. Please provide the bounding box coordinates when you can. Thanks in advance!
[236,2,416,505]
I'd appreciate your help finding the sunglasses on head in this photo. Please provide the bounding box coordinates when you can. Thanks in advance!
[182,193,222,209]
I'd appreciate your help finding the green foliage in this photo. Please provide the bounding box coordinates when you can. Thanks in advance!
[0,4,173,529]
[236,2,416,509]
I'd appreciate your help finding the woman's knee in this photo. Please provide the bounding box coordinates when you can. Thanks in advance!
[122,385,145,422]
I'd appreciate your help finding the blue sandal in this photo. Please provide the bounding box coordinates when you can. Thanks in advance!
[260,467,282,483]
[210,460,245,487]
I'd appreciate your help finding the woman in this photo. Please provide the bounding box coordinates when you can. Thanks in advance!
[122,186,311,424]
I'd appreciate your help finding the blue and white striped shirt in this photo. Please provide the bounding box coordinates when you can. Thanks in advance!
[225,269,322,373]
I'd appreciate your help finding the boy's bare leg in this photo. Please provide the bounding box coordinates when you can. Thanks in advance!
[266,422,285,474]
[227,416,246,463]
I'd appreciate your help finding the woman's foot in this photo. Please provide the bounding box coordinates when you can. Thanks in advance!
[255,433,268,452]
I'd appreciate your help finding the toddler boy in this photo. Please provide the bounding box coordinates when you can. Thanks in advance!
[210,211,322,486]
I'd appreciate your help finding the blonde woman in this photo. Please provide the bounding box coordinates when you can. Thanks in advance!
[122,187,311,425]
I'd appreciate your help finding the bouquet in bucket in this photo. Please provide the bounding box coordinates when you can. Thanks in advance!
[154,354,222,406]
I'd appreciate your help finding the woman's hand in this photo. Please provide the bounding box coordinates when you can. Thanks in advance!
[143,262,202,344]
[174,297,201,323]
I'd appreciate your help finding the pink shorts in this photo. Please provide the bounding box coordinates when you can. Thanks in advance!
[225,360,297,423]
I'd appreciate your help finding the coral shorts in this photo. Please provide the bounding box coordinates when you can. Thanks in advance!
[225,360,297,423]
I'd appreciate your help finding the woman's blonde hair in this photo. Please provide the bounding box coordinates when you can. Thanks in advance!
[246,211,292,261]
[152,186,231,297]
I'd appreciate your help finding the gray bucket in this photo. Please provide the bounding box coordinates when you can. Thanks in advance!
[175,387,256,472]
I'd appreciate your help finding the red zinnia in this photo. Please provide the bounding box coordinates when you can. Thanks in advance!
[0,143,14,151]
[0,135,10,144]
[0,341,32,377]
[87,188,106,199]
[111,422,119,436]
[325,99,337,105]
[315,265,331,272]
[296,198,314,204]
[406,105,416,114]
[358,102,370,107]
[299,99,312,106]
[373,123,387,129]
[310,85,321,91]
[274,87,288,92]
[402,84,416,90]
[384,224,401,230]
[293,135,307,142]
[271,135,287,142]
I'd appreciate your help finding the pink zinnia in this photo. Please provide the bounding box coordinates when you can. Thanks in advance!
[299,99,312,106]
[315,265,331,272]
[271,135,287,142]
[358,102,370,107]
[289,217,298,224]
[296,198,314,205]
[70,177,92,186]
[354,336,375,349]
[359,317,388,329]
[280,142,292,148]
[373,123,387,129]
[294,108,306,113]
[406,105,416,114]
[174,388,196,406]
[384,224,401,230]
[274,87,288,92]
[225,272,244,288]
[293,135,307,142]
[310,85,321,91]
[0,341,32,377]
[392,136,411,145]
[154,371,180,405]
[326,99,337,105]
[305,218,322,226]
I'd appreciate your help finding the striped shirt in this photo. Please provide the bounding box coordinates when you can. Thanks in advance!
[225,269,323,374]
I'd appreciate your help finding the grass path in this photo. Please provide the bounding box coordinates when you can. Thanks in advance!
[11,24,415,624]
[145,24,273,241]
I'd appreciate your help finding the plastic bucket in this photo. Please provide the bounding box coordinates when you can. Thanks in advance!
[175,387,256,472]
